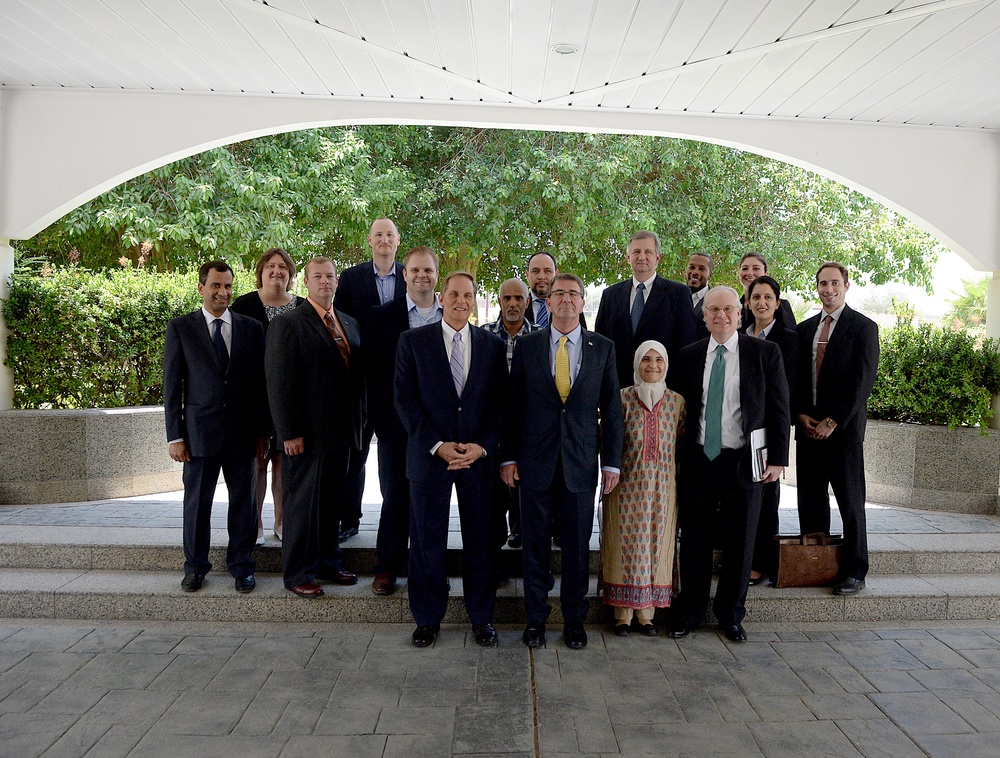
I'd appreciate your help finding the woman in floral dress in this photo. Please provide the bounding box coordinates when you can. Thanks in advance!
[599,340,685,636]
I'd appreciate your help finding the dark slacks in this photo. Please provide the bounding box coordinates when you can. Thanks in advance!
[521,460,595,625]
[408,466,497,627]
[796,431,869,581]
[340,419,374,530]
[751,480,781,578]
[281,446,348,588]
[676,446,762,627]
[182,449,256,579]
[374,436,410,578]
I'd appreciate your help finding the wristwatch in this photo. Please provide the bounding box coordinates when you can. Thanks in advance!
[825,418,837,429]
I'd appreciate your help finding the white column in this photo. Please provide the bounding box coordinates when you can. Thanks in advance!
[0,238,13,410]
[987,271,1000,429]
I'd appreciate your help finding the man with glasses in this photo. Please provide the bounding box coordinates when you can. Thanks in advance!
[502,273,624,650]
[669,286,789,642]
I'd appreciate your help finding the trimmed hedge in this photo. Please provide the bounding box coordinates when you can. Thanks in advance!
[2,265,255,409]
[868,320,1000,431]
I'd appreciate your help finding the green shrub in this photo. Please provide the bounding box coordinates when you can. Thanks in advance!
[1,264,255,409]
[868,319,1000,431]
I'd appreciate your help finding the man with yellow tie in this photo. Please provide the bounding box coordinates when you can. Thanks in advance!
[502,273,624,650]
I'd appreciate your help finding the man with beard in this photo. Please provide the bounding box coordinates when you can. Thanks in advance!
[686,253,713,340]
[485,278,539,548]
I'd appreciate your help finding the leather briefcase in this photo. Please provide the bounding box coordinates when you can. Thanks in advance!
[774,533,842,588]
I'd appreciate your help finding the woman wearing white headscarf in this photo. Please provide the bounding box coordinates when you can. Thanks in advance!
[599,340,685,636]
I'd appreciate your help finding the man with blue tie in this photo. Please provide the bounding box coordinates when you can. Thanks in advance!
[164,260,266,594]
[669,286,790,642]
[595,231,699,389]
[502,273,624,650]
[525,252,556,328]
[394,272,508,647]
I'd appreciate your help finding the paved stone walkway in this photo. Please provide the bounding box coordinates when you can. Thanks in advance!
[3,617,1000,757]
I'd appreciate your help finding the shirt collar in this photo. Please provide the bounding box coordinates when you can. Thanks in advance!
[406,293,441,312]
[551,323,582,346]
[201,307,231,325]
[306,296,332,320]
[822,303,847,322]
[442,319,470,341]
[710,330,740,353]
[632,274,656,290]
[372,261,396,279]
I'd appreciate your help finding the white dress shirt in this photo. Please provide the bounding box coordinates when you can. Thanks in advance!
[698,331,744,450]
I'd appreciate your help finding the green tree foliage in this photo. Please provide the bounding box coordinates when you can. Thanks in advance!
[17,126,941,295]
[944,276,989,332]
[1,264,254,408]
[869,305,1000,430]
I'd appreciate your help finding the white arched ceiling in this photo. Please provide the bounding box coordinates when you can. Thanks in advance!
[1,87,998,271]
[1,0,999,265]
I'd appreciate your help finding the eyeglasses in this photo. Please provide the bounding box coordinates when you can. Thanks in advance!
[549,289,584,300]
[705,306,740,315]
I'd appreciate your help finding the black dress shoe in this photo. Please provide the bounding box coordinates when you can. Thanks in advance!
[638,623,658,637]
[316,569,358,585]
[522,623,546,648]
[613,623,631,637]
[720,623,747,642]
[338,525,360,541]
[507,532,522,549]
[181,573,204,592]
[563,621,587,650]
[234,575,255,594]
[668,620,691,638]
[833,577,866,596]
[473,623,498,647]
[412,625,439,648]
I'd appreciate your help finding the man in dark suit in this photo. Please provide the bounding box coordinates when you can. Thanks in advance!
[793,262,879,596]
[164,260,265,594]
[670,286,790,642]
[266,257,364,598]
[362,246,442,596]
[333,217,407,541]
[686,252,713,341]
[502,273,625,651]
[595,231,698,389]
[395,271,508,648]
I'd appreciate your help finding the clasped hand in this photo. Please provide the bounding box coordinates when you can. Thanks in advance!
[437,441,483,470]
[798,414,835,440]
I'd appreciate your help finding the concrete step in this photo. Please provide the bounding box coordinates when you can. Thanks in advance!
[2,527,1000,575]
[1,568,1000,625]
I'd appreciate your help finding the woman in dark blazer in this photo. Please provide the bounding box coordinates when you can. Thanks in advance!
[230,247,304,544]
[744,275,798,584]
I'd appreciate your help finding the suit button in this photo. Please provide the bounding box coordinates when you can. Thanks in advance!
[457,407,462,412]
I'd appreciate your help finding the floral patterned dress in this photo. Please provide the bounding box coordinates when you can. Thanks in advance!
[599,385,685,609]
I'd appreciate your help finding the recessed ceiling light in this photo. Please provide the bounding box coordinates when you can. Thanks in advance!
[551,43,579,55]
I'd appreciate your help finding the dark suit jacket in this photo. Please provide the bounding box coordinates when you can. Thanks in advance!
[762,323,799,393]
[394,323,508,485]
[363,297,412,445]
[503,328,625,494]
[230,291,305,334]
[793,304,879,440]
[674,334,790,484]
[265,301,364,453]
[333,260,406,324]
[692,287,710,341]
[163,310,266,458]
[595,274,698,388]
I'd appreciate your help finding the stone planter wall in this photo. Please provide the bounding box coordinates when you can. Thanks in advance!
[786,420,1000,515]
[0,407,181,505]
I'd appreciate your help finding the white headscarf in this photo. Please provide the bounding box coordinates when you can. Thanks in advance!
[633,340,668,411]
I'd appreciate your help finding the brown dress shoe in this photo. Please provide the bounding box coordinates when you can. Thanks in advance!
[372,573,397,595]
[288,582,324,598]
[317,569,358,586]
